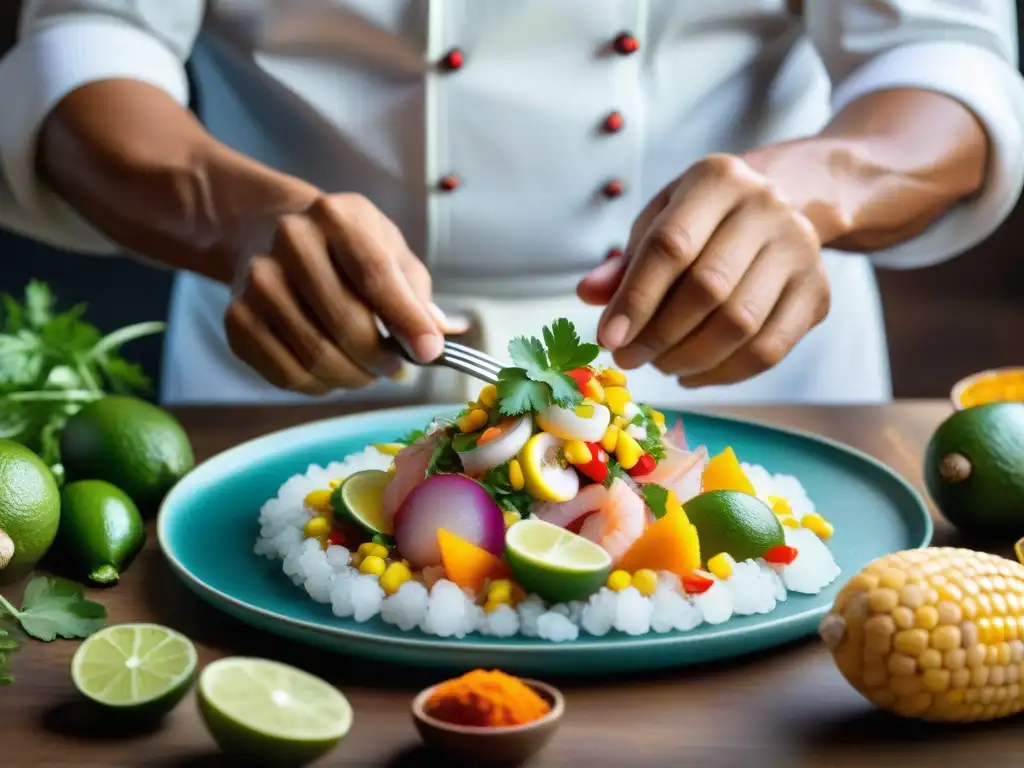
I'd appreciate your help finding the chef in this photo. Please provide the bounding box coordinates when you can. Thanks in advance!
[0,1,1021,407]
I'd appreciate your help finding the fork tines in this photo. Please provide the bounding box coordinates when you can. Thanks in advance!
[442,341,503,385]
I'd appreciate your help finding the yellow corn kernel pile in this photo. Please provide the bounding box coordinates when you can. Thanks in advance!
[820,547,1024,722]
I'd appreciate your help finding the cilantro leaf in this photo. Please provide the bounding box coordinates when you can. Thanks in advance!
[508,336,548,374]
[24,280,54,328]
[479,463,534,516]
[642,484,671,519]
[426,430,462,476]
[543,318,599,371]
[603,459,628,488]
[396,428,426,446]
[529,369,581,408]
[0,575,107,642]
[497,367,550,416]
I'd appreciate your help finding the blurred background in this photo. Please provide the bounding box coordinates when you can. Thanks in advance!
[1,5,1021,401]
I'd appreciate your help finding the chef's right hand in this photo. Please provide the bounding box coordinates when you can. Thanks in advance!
[224,193,453,395]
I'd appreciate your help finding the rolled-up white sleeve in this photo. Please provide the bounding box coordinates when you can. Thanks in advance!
[806,0,1024,269]
[0,1,204,254]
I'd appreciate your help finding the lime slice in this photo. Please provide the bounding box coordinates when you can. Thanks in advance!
[198,657,352,766]
[505,518,612,604]
[71,623,198,720]
[331,469,392,537]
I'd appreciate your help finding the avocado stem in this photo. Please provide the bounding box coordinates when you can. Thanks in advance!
[938,452,972,484]
[0,530,13,571]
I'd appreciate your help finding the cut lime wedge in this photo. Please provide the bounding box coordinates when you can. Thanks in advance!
[71,623,197,719]
[331,469,393,537]
[505,518,612,604]
[198,657,352,765]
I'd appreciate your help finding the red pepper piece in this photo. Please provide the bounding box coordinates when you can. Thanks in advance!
[628,453,656,478]
[575,442,609,484]
[681,571,714,594]
[567,510,598,536]
[566,367,595,392]
[763,545,799,565]
[327,529,347,547]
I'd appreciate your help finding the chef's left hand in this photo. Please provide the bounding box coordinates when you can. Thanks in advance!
[577,153,831,387]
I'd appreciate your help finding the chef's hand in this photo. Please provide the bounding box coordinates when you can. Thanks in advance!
[225,193,460,395]
[577,154,830,387]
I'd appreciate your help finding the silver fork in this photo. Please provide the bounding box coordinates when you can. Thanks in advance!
[380,327,503,384]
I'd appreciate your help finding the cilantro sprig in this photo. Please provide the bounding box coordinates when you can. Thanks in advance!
[497,319,599,416]
[0,281,164,480]
[0,575,108,685]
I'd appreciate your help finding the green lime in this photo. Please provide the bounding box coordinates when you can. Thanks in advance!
[505,518,612,604]
[924,401,1024,536]
[682,490,785,565]
[71,623,198,721]
[60,396,194,515]
[198,657,352,767]
[331,470,392,536]
[58,480,145,585]
[0,439,61,584]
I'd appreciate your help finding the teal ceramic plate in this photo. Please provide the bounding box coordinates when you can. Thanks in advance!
[158,405,932,676]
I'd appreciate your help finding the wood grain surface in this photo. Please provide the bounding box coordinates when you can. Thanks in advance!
[3,401,1023,768]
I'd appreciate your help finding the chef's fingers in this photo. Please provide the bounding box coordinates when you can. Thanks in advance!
[650,243,790,377]
[614,190,779,370]
[273,214,402,378]
[677,271,831,388]
[224,298,329,396]
[597,155,747,351]
[576,252,630,306]
[244,255,378,388]
[312,194,443,363]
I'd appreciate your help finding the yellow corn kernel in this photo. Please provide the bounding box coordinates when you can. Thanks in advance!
[368,543,390,560]
[600,425,620,453]
[328,478,344,490]
[650,409,666,428]
[371,443,405,457]
[598,368,627,387]
[357,542,377,557]
[503,510,522,528]
[387,463,397,476]
[359,555,387,576]
[304,489,333,512]
[708,553,736,580]
[477,384,499,408]
[303,516,331,539]
[564,439,592,465]
[613,415,629,430]
[778,515,800,529]
[615,431,643,470]
[801,513,834,540]
[319,534,330,551]
[508,459,525,491]
[607,570,632,591]
[586,379,606,404]
[574,403,595,418]
[484,599,505,614]
[488,579,513,604]
[349,553,364,568]
[604,386,632,415]
[456,408,489,433]
[632,569,658,596]
[768,495,792,516]
[379,562,412,595]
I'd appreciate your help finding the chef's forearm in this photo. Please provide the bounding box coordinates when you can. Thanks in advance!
[741,88,989,252]
[39,79,320,283]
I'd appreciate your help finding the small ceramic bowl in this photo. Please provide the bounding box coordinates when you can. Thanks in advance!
[950,367,1024,410]
[411,678,564,764]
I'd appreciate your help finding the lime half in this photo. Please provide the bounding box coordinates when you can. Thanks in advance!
[71,623,198,720]
[331,470,392,537]
[505,518,612,604]
[198,657,352,766]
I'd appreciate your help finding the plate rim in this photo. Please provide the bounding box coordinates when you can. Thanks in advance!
[157,403,933,653]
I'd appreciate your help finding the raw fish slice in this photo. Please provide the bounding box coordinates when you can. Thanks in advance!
[531,483,609,528]
[381,432,441,524]
[635,444,706,488]
[664,418,688,451]
[578,478,646,563]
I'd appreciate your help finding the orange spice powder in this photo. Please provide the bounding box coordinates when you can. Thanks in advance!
[424,669,551,727]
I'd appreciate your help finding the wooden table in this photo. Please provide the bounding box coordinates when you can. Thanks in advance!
[5,401,1023,768]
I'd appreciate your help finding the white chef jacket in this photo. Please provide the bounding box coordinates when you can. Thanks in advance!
[1,1,1023,408]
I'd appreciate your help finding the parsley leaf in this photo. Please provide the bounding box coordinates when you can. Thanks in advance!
[0,575,107,642]
[425,430,463,476]
[479,462,534,516]
[496,318,600,416]
[603,458,628,487]
[642,484,671,519]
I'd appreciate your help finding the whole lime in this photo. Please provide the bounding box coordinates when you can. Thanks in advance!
[60,396,194,515]
[59,480,145,585]
[682,489,785,565]
[0,439,61,584]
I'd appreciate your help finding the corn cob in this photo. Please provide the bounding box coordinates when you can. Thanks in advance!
[819,547,1024,722]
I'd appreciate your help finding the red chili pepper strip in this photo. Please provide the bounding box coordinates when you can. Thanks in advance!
[567,510,598,536]
[566,367,595,392]
[681,570,714,594]
[328,529,347,547]
[763,545,799,565]
[576,442,609,484]
[628,453,656,478]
